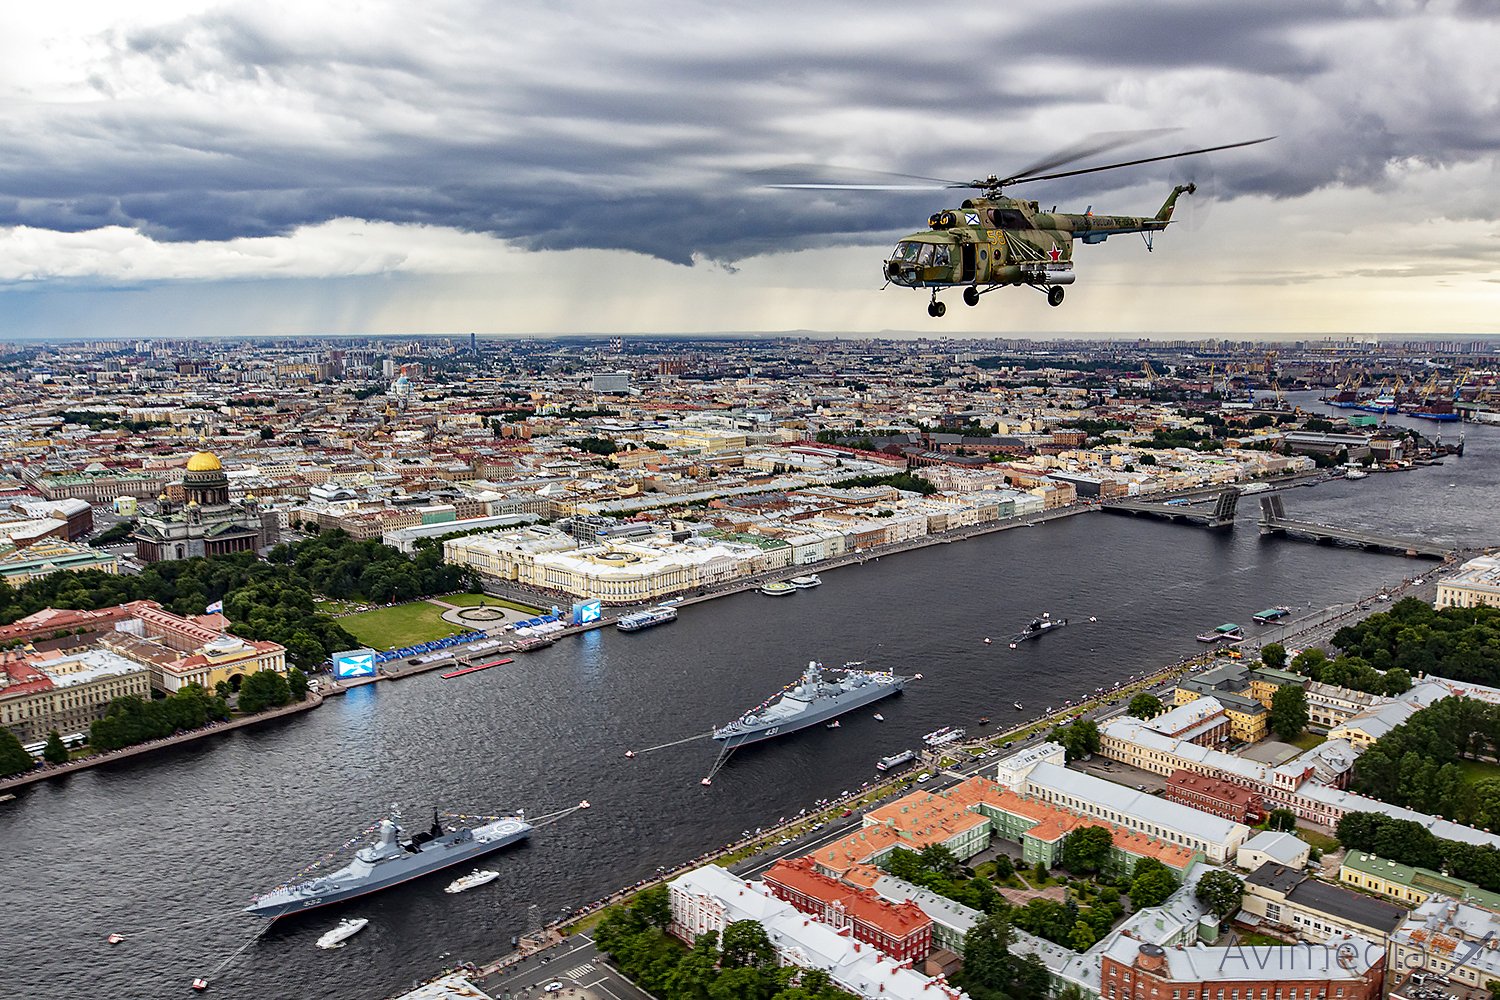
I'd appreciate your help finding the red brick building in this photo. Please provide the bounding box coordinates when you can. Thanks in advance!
[762,857,932,963]
[1102,939,1385,1000]
[1166,770,1265,824]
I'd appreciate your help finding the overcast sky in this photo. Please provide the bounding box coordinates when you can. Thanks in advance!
[3,0,1497,341]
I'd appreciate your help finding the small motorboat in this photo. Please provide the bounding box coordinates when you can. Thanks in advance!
[191,978,210,992]
[826,720,841,729]
[873,713,885,722]
[316,917,369,950]
[978,716,991,725]
[1013,701,1023,711]
[983,637,992,644]
[624,750,635,758]
[107,933,125,946]
[445,870,500,894]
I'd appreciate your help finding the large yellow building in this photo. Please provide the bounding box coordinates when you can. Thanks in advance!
[1436,555,1500,609]
[0,648,153,743]
[0,538,118,584]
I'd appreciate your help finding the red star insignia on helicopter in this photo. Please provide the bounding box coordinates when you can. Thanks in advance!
[1048,246,1063,262]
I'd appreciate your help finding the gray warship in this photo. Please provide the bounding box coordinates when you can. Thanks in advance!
[246,809,533,918]
[713,661,910,749]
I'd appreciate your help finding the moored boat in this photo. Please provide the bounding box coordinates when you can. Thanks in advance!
[616,606,678,632]
[444,869,500,894]
[876,749,916,771]
[712,661,909,749]
[759,582,797,597]
[790,574,822,589]
[316,917,369,949]
[923,726,965,747]
[246,808,533,919]
[1009,613,1068,645]
[1252,607,1292,625]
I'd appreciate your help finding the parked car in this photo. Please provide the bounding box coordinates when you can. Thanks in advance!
[916,772,931,783]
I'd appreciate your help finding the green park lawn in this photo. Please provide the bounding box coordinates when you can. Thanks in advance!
[1295,827,1340,855]
[340,601,469,651]
[1290,731,1327,751]
[1458,758,1500,784]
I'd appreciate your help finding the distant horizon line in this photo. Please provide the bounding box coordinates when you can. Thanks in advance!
[6,330,1499,345]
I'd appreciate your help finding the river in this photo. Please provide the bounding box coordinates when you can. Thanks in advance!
[2,398,1495,1000]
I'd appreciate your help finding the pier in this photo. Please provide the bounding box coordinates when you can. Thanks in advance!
[1257,495,1451,559]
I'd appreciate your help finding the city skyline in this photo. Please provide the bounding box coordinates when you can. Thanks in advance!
[4,1,1498,340]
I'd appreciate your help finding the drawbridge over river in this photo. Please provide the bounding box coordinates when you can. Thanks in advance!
[1255,495,1450,559]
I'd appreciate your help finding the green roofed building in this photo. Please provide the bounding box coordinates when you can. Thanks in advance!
[1340,849,1500,911]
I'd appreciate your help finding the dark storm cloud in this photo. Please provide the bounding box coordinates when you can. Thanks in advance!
[3,1,1498,268]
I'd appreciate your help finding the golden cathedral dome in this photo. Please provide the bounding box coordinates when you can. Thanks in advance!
[186,451,223,473]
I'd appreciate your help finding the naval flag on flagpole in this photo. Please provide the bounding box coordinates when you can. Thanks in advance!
[205,600,224,614]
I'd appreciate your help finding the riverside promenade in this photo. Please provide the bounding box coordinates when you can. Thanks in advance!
[0,690,325,793]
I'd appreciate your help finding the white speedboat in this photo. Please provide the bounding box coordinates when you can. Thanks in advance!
[316,917,369,949]
[445,869,500,894]
[790,574,822,589]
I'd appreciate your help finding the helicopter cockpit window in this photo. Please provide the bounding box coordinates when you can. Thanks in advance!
[931,245,950,267]
[894,241,922,262]
[915,244,934,266]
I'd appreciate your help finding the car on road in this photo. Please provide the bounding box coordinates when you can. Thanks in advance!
[916,772,931,783]
[778,838,791,846]
[811,822,825,830]
[840,809,853,817]
[545,982,564,993]
[1136,784,1147,790]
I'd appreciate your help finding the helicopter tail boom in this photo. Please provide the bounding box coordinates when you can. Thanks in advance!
[1152,183,1197,226]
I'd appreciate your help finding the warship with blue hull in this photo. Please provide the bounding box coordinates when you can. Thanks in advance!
[713,661,910,749]
[246,809,533,918]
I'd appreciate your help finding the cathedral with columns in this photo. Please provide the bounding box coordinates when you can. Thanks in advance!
[131,450,279,563]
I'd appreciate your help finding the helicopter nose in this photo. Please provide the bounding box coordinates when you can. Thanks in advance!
[885,260,903,280]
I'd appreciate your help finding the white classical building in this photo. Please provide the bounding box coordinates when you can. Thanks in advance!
[668,865,969,1000]
[1003,760,1251,864]
[1436,555,1500,609]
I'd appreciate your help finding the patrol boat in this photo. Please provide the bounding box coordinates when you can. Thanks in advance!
[712,661,910,749]
[246,809,532,918]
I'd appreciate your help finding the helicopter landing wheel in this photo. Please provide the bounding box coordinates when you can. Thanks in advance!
[963,286,980,307]
[1047,286,1065,307]
[927,295,946,318]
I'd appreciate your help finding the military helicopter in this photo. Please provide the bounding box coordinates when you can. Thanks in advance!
[771,134,1273,316]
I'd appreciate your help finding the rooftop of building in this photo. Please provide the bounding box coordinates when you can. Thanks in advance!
[1238,831,1308,865]
[1343,850,1500,910]
[1025,761,1249,846]
[1248,863,1406,934]
[764,858,931,938]
[1101,933,1382,983]
[1394,896,1500,976]
[1167,770,1260,803]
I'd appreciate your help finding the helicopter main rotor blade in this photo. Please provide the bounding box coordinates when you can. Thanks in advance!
[1004,128,1182,184]
[1003,136,1275,187]
[767,182,955,192]
[758,163,967,191]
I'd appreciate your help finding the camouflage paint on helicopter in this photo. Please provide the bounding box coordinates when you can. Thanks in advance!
[771,133,1270,317]
[886,185,1196,315]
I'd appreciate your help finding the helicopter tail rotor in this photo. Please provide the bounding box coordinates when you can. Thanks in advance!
[1169,149,1218,232]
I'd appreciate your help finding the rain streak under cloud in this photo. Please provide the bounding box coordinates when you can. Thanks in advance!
[2,0,1499,337]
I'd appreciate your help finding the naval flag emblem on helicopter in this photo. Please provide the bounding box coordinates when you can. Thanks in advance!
[964,212,980,226]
